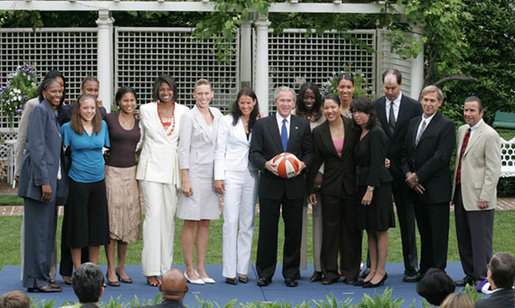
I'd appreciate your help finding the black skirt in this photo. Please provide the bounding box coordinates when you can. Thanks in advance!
[359,182,395,232]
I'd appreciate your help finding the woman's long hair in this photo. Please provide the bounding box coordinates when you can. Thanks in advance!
[230,88,259,133]
[295,82,323,121]
[70,94,103,135]
[350,96,378,130]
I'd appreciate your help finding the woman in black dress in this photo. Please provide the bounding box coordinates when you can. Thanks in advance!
[351,97,394,288]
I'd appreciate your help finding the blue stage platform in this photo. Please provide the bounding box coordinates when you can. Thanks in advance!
[0,263,469,307]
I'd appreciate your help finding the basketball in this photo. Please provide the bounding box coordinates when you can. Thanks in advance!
[272,152,301,179]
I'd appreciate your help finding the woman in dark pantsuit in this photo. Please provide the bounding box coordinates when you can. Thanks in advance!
[18,78,64,292]
[351,97,394,288]
[308,94,362,285]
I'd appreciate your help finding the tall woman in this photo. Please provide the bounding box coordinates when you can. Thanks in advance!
[351,97,394,288]
[178,78,222,285]
[18,78,64,292]
[308,94,362,285]
[214,88,259,285]
[294,82,325,281]
[136,75,189,287]
[104,87,141,286]
[337,73,355,118]
[60,94,110,270]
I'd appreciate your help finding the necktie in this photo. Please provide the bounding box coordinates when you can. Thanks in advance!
[456,128,471,184]
[415,120,426,146]
[388,101,396,133]
[281,118,288,152]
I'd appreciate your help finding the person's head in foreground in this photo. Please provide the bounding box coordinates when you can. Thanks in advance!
[440,292,473,308]
[487,252,515,290]
[0,291,30,308]
[160,269,189,303]
[416,268,456,306]
[72,262,104,304]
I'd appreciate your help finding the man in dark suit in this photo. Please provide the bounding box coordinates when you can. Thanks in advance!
[147,269,189,308]
[374,69,422,282]
[453,96,501,287]
[249,86,313,287]
[475,253,515,308]
[402,85,455,276]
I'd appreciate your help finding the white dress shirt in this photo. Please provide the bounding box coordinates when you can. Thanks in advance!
[275,112,291,138]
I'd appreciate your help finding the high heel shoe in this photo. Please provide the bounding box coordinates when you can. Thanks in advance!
[184,271,205,285]
[196,270,215,284]
[362,273,388,288]
[106,273,120,287]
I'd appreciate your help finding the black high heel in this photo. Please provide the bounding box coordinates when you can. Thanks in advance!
[362,273,388,288]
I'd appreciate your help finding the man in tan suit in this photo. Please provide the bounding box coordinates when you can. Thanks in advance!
[452,96,501,286]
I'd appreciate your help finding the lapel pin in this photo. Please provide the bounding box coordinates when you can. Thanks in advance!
[295,126,299,130]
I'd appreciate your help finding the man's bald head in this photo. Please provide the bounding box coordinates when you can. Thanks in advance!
[159,269,189,302]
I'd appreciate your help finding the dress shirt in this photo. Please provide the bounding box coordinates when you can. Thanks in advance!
[416,112,437,143]
[468,118,483,140]
[385,92,402,123]
[276,112,291,138]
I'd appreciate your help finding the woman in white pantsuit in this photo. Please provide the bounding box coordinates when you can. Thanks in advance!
[214,88,260,285]
[178,79,222,285]
[136,75,189,287]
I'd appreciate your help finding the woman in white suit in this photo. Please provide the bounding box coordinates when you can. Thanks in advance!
[178,78,222,285]
[136,75,190,287]
[214,88,260,285]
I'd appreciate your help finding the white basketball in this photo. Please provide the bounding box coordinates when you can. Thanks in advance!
[272,152,301,179]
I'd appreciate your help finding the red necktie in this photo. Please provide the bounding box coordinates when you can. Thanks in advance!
[456,128,471,184]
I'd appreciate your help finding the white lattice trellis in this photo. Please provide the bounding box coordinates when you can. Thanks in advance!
[115,27,239,113]
[501,137,515,177]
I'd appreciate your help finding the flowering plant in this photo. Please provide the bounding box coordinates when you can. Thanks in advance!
[0,64,39,127]
[319,69,373,99]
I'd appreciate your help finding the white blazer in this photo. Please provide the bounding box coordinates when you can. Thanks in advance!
[452,121,501,211]
[178,105,223,170]
[214,114,254,180]
[136,102,190,185]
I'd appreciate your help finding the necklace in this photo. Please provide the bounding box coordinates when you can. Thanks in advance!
[157,101,176,136]
[119,113,134,128]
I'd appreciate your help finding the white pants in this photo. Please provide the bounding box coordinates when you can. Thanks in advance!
[222,169,258,278]
[141,181,178,276]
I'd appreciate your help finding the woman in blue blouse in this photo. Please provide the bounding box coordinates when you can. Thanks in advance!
[61,94,110,270]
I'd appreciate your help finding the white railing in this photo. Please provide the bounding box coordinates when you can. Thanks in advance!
[501,137,515,178]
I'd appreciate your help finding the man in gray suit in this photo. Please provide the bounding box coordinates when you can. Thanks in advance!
[475,253,515,308]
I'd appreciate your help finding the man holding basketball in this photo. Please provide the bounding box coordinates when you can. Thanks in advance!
[250,86,313,287]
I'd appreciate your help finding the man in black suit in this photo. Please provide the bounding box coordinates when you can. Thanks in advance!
[374,69,422,282]
[249,86,313,287]
[402,85,455,276]
[475,253,515,308]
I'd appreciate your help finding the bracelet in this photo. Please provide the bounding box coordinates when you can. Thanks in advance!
[367,185,375,192]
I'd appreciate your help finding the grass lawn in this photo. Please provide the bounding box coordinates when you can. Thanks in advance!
[0,194,23,205]
[1,211,514,271]
[498,128,515,140]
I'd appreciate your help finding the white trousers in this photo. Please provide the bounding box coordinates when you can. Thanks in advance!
[141,181,178,276]
[222,169,258,278]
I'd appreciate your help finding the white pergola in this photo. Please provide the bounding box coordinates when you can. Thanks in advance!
[0,1,423,115]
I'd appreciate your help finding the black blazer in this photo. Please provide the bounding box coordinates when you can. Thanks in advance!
[374,95,422,179]
[249,114,313,200]
[309,116,358,198]
[474,288,514,308]
[402,112,456,204]
[355,125,393,187]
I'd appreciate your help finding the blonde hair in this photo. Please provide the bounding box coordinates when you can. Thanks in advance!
[0,291,30,308]
[440,292,473,308]
[194,78,211,92]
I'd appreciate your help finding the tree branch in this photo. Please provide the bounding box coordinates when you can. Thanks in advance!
[434,75,478,86]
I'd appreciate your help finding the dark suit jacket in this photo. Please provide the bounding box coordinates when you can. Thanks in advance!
[474,288,515,308]
[249,113,313,200]
[402,112,456,204]
[355,125,393,187]
[309,116,358,198]
[18,101,62,202]
[146,299,185,308]
[374,94,422,179]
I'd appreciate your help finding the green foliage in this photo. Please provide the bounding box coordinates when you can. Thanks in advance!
[461,284,483,302]
[0,194,24,205]
[128,294,163,307]
[313,294,354,308]
[356,288,404,308]
[319,70,373,99]
[30,296,57,308]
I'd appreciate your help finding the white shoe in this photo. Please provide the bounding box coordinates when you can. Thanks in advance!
[196,270,215,284]
[184,271,204,285]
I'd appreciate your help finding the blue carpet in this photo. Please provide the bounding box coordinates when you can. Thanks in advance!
[0,263,467,307]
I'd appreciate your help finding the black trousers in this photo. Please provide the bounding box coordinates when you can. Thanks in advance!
[413,198,449,273]
[256,195,303,280]
[454,185,494,280]
[320,194,362,281]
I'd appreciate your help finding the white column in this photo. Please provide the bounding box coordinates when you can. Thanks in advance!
[254,15,271,116]
[96,9,114,112]
[240,20,252,89]
[410,25,424,100]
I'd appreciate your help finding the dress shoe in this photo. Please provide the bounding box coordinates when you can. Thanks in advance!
[310,271,323,282]
[321,277,338,285]
[28,285,62,293]
[238,276,249,284]
[196,270,215,284]
[455,276,473,286]
[225,277,237,285]
[363,273,388,288]
[184,272,205,285]
[257,277,271,287]
[353,279,368,286]
[343,277,357,285]
[284,278,298,287]
[360,267,371,278]
[403,272,421,282]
